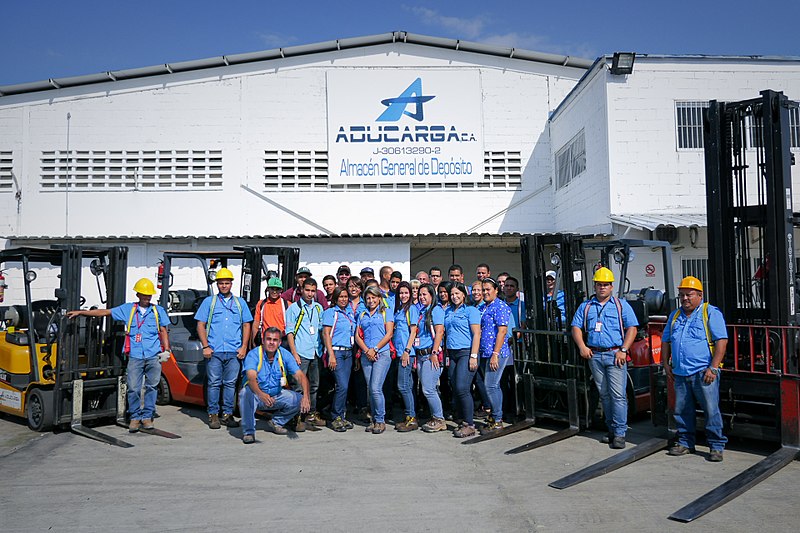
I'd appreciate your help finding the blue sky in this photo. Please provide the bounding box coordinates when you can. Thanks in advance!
[3,0,799,86]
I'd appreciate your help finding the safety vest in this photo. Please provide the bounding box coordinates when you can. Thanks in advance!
[206,293,243,336]
[668,303,714,356]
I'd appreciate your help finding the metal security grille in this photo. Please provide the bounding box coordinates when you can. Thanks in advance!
[791,106,800,149]
[0,151,12,191]
[676,101,709,149]
[681,257,710,295]
[554,131,586,189]
[40,150,223,190]
[263,150,523,190]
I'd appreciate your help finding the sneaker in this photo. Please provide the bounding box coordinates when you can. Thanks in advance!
[128,419,141,433]
[480,419,504,435]
[668,444,695,456]
[396,416,419,432]
[709,450,724,462]
[343,419,354,430]
[453,424,476,438]
[208,414,221,430]
[141,419,154,430]
[307,411,326,427]
[329,417,347,433]
[265,420,289,435]
[220,414,240,428]
[372,422,386,434]
[610,436,626,449]
[421,418,447,433]
[242,434,255,444]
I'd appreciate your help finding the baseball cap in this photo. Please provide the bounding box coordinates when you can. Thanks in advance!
[296,266,312,276]
[545,270,557,279]
[267,277,283,289]
[360,267,374,275]
[337,264,351,274]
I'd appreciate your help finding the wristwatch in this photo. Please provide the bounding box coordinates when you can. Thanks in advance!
[707,367,720,375]
[403,348,411,354]
[619,347,628,353]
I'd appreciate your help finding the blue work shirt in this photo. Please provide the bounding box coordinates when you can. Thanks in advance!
[322,305,355,348]
[663,303,727,376]
[194,294,253,353]
[480,299,512,358]
[416,305,445,350]
[571,297,639,349]
[473,301,486,313]
[349,298,367,319]
[357,307,394,352]
[506,298,526,330]
[285,299,324,359]
[545,290,567,323]
[383,291,396,312]
[393,305,420,356]
[242,346,300,397]
[111,302,169,359]
[444,304,481,350]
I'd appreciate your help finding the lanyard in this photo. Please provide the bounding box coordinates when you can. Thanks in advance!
[218,294,235,312]
[350,298,361,314]
[135,305,150,330]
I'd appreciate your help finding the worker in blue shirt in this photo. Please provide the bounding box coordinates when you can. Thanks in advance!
[416,283,447,433]
[544,270,567,326]
[239,327,311,443]
[662,276,728,462]
[571,267,638,449]
[444,283,482,438]
[195,268,253,430]
[285,277,325,431]
[68,278,170,433]
[393,281,420,432]
[322,287,356,432]
[355,285,394,434]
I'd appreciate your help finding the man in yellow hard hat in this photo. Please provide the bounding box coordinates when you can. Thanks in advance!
[67,278,171,433]
[662,276,728,462]
[571,267,639,449]
[195,268,253,430]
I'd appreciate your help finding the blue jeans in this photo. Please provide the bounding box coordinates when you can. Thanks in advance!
[207,351,240,415]
[450,349,477,425]
[481,355,510,422]
[331,348,353,420]
[588,351,628,437]
[419,357,444,419]
[673,371,727,451]
[361,350,392,423]
[239,386,301,436]
[397,357,416,418]
[127,356,160,420]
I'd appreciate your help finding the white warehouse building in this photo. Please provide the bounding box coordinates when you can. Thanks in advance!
[0,31,799,291]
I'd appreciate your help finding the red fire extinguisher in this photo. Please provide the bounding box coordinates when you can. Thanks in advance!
[157,261,165,290]
[0,270,5,303]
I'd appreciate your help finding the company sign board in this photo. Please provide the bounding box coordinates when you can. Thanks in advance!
[327,70,484,185]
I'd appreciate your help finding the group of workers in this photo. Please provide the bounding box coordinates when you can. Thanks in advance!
[67,260,728,461]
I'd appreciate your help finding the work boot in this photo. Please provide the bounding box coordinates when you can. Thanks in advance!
[610,436,626,449]
[220,414,240,428]
[302,414,322,431]
[343,419,354,430]
[307,411,326,427]
[329,417,347,433]
[396,416,419,432]
[242,434,255,444]
[668,444,695,456]
[480,419,504,435]
[365,422,376,432]
[265,420,289,435]
[708,450,724,462]
[208,414,221,430]
[141,419,154,430]
[453,423,476,438]
[371,422,386,434]
[128,419,141,433]
[289,416,306,432]
[421,417,447,433]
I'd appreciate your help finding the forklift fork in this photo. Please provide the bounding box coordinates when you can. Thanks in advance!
[70,378,134,448]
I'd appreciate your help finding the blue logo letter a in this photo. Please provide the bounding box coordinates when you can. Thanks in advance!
[377,78,435,122]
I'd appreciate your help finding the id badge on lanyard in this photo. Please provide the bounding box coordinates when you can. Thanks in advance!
[280,375,287,387]
[594,322,603,333]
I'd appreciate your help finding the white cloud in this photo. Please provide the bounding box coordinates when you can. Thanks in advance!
[406,6,486,40]
[256,32,296,49]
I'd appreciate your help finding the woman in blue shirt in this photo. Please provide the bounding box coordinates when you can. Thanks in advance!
[479,278,512,434]
[416,283,447,433]
[393,281,420,432]
[445,283,482,438]
[354,286,394,434]
[322,287,356,432]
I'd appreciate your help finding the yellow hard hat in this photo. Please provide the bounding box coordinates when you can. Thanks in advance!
[593,267,615,283]
[678,276,703,291]
[215,267,234,281]
[132,278,156,295]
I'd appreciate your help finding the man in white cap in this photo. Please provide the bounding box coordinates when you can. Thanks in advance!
[545,270,567,325]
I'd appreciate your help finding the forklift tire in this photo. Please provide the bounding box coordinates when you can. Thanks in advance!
[26,388,55,432]
[156,375,171,406]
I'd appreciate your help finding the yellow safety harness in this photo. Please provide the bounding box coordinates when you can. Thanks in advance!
[669,302,714,356]
[206,293,243,336]
[257,345,288,388]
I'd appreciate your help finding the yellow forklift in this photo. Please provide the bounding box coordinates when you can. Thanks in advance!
[0,245,133,447]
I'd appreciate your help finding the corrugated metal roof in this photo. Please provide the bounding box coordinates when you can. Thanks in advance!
[610,213,706,231]
[6,232,533,241]
[0,31,593,98]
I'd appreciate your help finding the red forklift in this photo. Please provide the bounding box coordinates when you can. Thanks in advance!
[155,246,298,407]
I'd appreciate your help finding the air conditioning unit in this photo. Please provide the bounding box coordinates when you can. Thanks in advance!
[655,224,679,244]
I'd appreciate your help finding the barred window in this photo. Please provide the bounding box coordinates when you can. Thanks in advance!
[791,106,800,149]
[555,130,586,189]
[0,151,12,191]
[675,101,709,150]
[40,150,223,191]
